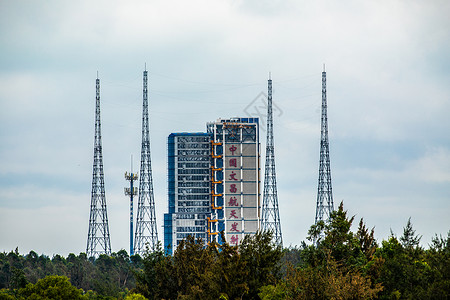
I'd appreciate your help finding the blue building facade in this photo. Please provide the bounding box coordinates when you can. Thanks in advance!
[164,133,212,255]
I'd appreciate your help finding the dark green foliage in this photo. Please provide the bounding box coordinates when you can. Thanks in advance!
[376,223,450,299]
[9,268,28,290]
[17,275,86,299]
[216,239,248,299]
[133,231,281,299]
[239,231,283,299]
[133,241,173,299]
[272,202,384,299]
[0,209,449,299]
[0,250,139,298]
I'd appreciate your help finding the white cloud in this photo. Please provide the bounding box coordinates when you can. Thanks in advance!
[409,147,450,183]
[1,0,449,254]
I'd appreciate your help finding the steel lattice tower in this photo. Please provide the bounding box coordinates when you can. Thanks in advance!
[261,74,283,247]
[86,75,112,258]
[315,67,334,225]
[134,68,158,254]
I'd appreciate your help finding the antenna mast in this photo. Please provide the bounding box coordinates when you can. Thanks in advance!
[315,67,334,226]
[261,74,283,247]
[86,75,112,257]
[134,68,158,254]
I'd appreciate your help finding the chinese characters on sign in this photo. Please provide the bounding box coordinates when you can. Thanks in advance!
[226,144,241,235]
[229,145,237,155]
[229,158,237,167]
[229,171,238,181]
[225,142,258,244]
[230,222,239,232]
[209,119,259,248]
[228,196,238,206]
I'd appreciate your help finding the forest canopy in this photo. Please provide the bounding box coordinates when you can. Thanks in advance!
[1,203,449,299]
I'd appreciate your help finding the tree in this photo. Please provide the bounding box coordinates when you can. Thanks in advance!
[269,202,383,299]
[133,241,174,299]
[172,236,219,298]
[124,293,147,300]
[375,220,441,299]
[400,217,422,250]
[239,231,283,299]
[216,236,248,299]
[9,267,28,290]
[134,232,282,299]
[424,232,450,298]
[18,275,86,299]
[274,254,382,299]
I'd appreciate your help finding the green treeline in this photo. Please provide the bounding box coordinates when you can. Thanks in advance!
[0,203,449,299]
[0,249,142,299]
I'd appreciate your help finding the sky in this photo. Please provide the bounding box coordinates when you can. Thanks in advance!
[1,0,449,257]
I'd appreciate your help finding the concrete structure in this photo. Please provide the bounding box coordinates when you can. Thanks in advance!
[207,118,261,247]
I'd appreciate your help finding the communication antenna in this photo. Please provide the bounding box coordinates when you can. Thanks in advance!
[261,73,283,247]
[125,154,138,256]
[134,67,158,254]
[315,66,334,227]
[86,75,112,257]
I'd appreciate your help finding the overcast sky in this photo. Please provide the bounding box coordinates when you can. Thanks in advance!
[1,0,449,256]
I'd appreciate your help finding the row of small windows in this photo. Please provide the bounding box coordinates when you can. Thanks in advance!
[178,188,209,194]
[178,150,209,156]
[177,137,210,143]
[178,207,210,212]
[175,214,208,220]
[178,163,210,168]
[178,181,209,187]
[178,194,210,200]
[177,226,205,233]
[178,169,209,175]
[176,214,195,219]
[178,175,209,181]
[178,200,209,207]
[177,143,210,149]
[178,156,209,161]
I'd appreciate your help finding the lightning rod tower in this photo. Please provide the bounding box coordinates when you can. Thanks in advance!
[125,156,138,256]
[87,74,112,258]
[261,74,283,247]
[134,67,158,254]
[315,66,334,225]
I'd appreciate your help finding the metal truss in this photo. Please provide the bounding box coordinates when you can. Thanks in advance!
[86,76,112,258]
[261,75,283,247]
